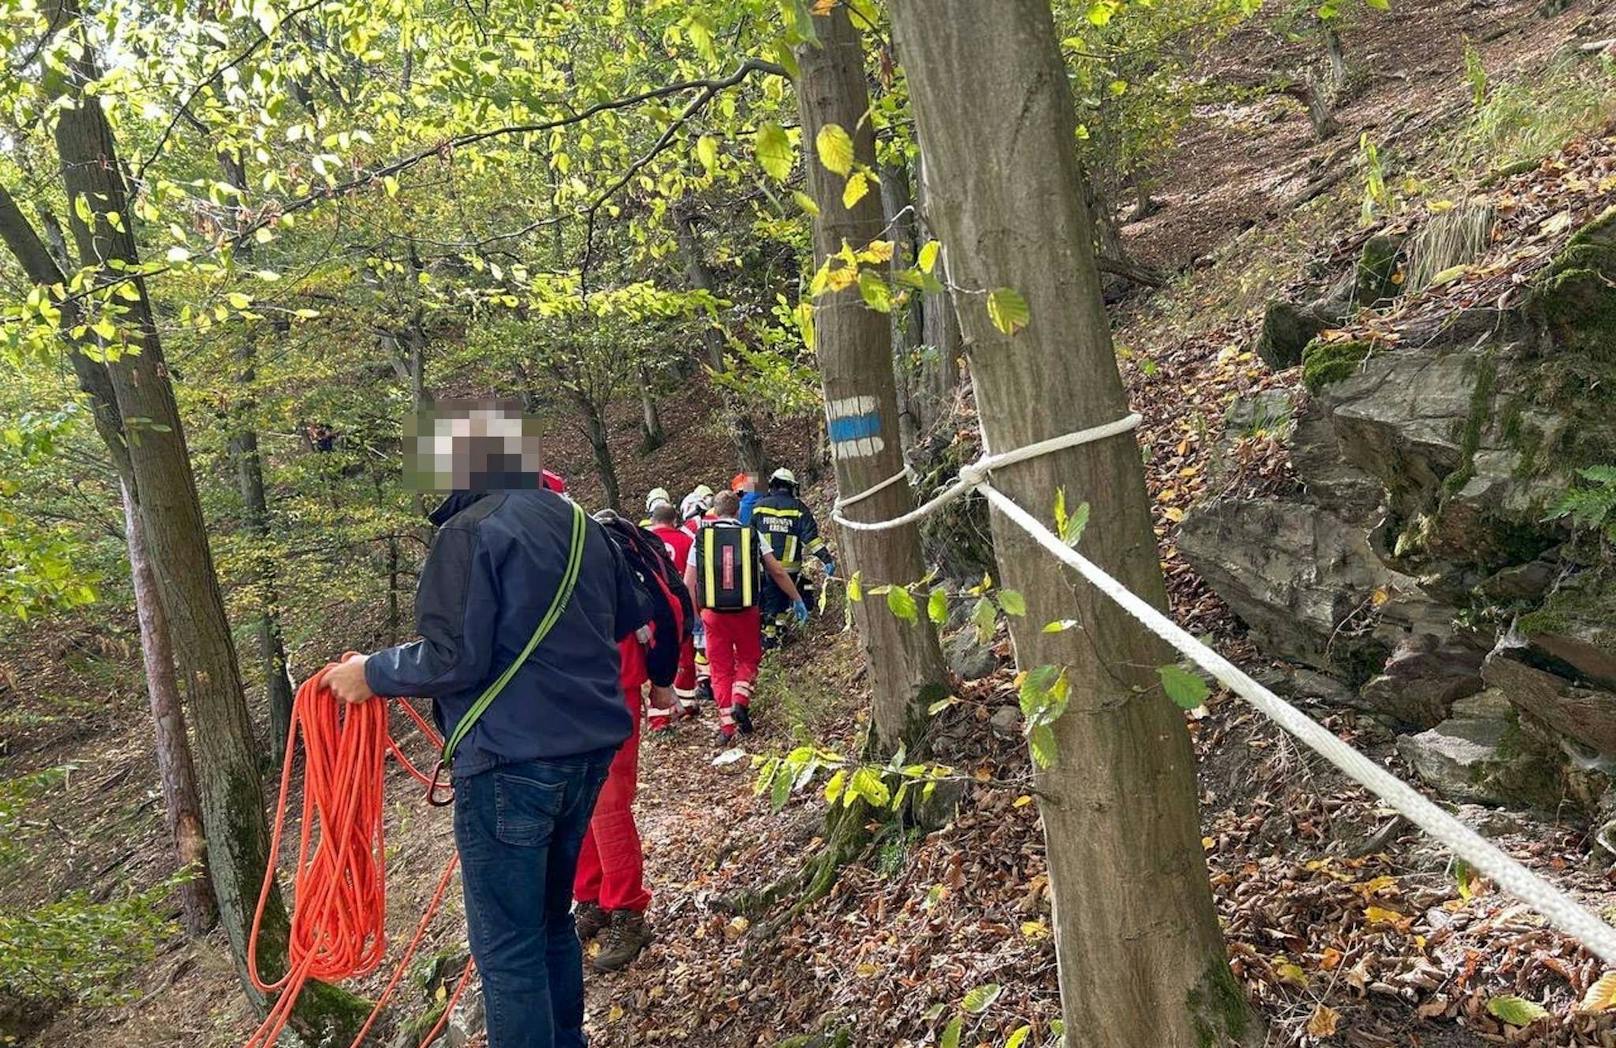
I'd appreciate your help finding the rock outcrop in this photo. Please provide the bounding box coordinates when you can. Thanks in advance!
[1181,206,1616,817]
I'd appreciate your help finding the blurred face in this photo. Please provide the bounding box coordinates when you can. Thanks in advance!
[404,399,545,492]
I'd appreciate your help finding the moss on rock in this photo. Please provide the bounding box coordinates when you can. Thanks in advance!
[1301,338,1374,394]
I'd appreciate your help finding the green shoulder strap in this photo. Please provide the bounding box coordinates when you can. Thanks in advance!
[439,499,589,769]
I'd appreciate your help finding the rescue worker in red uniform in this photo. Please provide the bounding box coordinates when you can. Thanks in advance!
[682,491,807,743]
[645,500,698,727]
[573,510,691,971]
[678,484,718,700]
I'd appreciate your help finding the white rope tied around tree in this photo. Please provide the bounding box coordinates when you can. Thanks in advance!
[833,462,918,512]
[831,413,1143,531]
[828,414,1616,964]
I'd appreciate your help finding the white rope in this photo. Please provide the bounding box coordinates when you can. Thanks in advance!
[976,480,1616,965]
[833,463,917,512]
[826,411,1616,963]
[831,412,1142,532]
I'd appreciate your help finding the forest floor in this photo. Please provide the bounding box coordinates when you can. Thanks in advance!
[8,0,1616,1046]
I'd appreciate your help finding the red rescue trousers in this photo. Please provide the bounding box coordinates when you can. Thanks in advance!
[702,607,762,734]
[573,673,651,913]
[674,637,698,707]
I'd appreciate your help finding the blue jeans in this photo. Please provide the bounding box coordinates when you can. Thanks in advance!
[454,754,613,1048]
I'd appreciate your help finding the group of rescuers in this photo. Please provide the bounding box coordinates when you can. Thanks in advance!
[320,464,834,1048]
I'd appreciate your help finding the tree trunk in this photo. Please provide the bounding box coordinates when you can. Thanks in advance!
[672,205,771,475]
[0,184,217,938]
[579,396,622,511]
[797,6,950,757]
[122,479,217,934]
[638,366,666,451]
[219,151,295,751]
[889,3,1260,1045]
[43,8,366,1035]
[880,158,922,452]
[914,159,962,435]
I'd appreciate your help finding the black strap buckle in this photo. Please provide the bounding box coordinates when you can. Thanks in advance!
[426,761,455,807]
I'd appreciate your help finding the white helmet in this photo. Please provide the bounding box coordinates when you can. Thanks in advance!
[645,487,672,513]
[770,467,797,488]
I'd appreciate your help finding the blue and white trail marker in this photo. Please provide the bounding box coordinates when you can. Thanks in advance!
[827,396,884,460]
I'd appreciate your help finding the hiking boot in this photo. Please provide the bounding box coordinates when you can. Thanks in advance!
[573,901,609,943]
[732,704,754,735]
[715,727,736,748]
[695,680,715,706]
[592,910,651,972]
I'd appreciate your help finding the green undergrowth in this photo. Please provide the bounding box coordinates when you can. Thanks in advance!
[1451,49,1616,174]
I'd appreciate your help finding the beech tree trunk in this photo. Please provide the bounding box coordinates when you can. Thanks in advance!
[889,3,1261,1045]
[915,159,962,434]
[122,479,217,934]
[578,395,622,511]
[673,205,771,475]
[0,184,217,936]
[797,6,950,756]
[42,6,367,1034]
[880,158,923,452]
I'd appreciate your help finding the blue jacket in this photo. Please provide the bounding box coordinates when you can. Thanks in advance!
[365,490,646,775]
[738,489,762,524]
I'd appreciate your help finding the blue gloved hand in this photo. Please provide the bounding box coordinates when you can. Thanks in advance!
[791,599,810,624]
[821,558,836,579]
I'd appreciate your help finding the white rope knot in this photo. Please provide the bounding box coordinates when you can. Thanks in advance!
[955,461,988,489]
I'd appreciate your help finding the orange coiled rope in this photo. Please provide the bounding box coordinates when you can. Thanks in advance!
[244,661,475,1048]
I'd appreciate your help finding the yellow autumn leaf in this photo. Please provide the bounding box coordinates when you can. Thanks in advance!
[1020,920,1049,940]
[1306,1004,1340,1037]
[1364,905,1409,930]
[1273,961,1308,988]
[1013,794,1034,808]
[1580,971,1616,1013]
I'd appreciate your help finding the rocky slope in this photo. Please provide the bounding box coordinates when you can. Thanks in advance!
[1180,137,1616,829]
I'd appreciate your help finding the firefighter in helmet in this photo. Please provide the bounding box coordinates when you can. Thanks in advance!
[750,467,833,648]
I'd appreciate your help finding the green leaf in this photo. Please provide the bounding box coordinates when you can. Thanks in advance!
[997,590,1026,617]
[697,135,719,176]
[1027,724,1057,768]
[1486,996,1549,1027]
[971,596,997,644]
[226,292,252,310]
[1363,0,1390,9]
[755,123,793,181]
[886,584,917,623]
[858,269,892,313]
[926,696,957,716]
[939,1018,962,1048]
[1005,1025,1033,1048]
[849,766,890,808]
[847,571,863,603]
[90,317,117,340]
[927,587,948,626]
[986,287,1030,335]
[770,766,791,811]
[1054,488,1090,546]
[1158,664,1211,710]
[1042,618,1079,633]
[815,123,855,177]
[165,246,191,263]
[960,983,1002,1014]
[792,190,820,217]
[823,768,846,804]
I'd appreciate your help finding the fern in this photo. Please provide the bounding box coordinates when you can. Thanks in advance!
[1546,466,1616,541]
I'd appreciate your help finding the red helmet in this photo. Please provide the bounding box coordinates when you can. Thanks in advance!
[542,469,567,493]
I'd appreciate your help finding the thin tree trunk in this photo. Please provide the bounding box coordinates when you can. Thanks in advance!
[638,366,666,451]
[579,397,622,511]
[122,479,217,934]
[0,184,218,937]
[672,205,770,475]
[881,158,922,452]
[797,6,950,757]
[218,150,295,750]
[42,6,366,1033]
[890,3,1261,1045]
[915,160,962,434]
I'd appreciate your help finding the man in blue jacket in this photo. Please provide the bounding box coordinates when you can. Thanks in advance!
[325,471,646,1048]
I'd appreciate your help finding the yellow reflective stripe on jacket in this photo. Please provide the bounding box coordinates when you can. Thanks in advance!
[739,526,755,606]
[780,534,800,571]
[702,526,717,607]
[753,505,802,519]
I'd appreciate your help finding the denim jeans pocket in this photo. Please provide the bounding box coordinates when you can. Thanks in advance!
[493,770,566,847]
